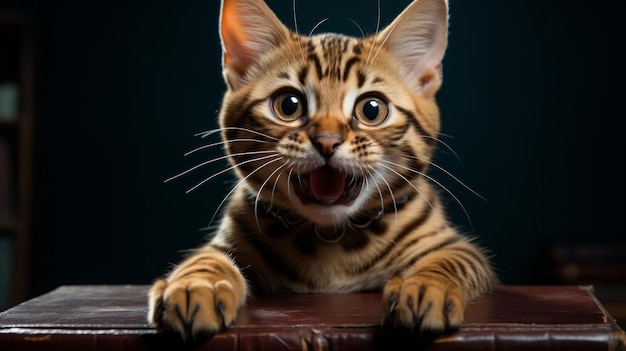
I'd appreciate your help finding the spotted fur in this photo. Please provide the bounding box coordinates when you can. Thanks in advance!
[149,0,495,340]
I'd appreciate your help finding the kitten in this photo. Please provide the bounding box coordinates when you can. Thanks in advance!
[148,0,495,340]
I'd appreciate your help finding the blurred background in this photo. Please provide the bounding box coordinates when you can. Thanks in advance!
[0,0,624,323]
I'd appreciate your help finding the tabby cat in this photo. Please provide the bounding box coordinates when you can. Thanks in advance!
[148,0,495,340]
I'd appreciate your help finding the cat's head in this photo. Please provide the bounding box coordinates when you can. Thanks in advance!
[218,0,448,227]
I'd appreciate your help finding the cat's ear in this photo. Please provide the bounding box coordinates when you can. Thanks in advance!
[377,0,448,96]
[220,0,291,90]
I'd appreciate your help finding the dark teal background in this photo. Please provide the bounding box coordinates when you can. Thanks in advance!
[1,0,624,298]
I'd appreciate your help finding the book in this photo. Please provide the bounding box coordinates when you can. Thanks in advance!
[0,285,624,350]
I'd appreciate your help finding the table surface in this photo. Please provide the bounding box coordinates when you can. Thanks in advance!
[0,285,624,351]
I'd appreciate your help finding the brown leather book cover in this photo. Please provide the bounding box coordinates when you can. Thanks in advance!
[0,285,624,350]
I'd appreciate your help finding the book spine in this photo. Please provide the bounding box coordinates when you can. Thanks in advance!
[0,328,623,351]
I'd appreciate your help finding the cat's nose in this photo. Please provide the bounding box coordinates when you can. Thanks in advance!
[314,134,344,160]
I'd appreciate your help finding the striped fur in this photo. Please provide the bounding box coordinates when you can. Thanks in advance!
[149,0,495,340]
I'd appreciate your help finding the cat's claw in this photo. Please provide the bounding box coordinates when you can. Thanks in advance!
[382,276,465,335]
[148,278,241,341]
[388,293,398,314]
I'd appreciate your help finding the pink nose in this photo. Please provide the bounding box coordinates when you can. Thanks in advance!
[314,134,343,160]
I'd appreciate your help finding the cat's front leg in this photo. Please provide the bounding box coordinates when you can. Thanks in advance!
[381,239,492,335]
[147,246,247,340]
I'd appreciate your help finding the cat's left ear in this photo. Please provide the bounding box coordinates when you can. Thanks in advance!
[377,0,448,96]
[220,0,291,90]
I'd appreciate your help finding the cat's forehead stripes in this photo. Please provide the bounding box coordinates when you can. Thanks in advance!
[300,34,375,87]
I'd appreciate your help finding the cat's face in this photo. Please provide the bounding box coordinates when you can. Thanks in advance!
[219,0,448,226]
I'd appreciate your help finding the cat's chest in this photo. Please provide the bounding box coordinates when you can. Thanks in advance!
[239,225,402,293]
[276,240,398,293]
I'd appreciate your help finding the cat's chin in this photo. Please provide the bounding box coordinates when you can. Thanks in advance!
[296,202,360,227]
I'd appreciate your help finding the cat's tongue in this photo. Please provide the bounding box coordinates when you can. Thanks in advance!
[310,166,346,202]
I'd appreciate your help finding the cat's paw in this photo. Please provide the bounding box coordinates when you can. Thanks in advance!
[382,275,465,335]
[148,276,244,341]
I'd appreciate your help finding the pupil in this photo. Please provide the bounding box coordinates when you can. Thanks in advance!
[363,100,379,120]
[282,96,299,116]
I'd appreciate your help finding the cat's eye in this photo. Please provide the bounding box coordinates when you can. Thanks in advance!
[271,91,306,122]
[354,96,389,126]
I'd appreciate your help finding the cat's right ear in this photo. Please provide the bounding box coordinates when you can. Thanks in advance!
[376,0,448,97]
[220,0,290,90]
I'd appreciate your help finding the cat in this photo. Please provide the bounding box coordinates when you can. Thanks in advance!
[148,0,496,341]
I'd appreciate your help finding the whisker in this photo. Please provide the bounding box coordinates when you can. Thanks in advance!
[365,0,382,66]
[165,150,275,183]
[427,160,486,201]
[297,172,303,191]
[381,159,475,232]
[292,0,307,65]
[208,156,284,226]
[362,165,385,217]
[370,0,410,72]
[420,135,463,165]
[348,174,357,186]
[308,18,330,38]
[254,161,287,232]
[194,129,221,138]
[195,127,279,142]
[260,9,300,66]
[369,20,397,71]
[367,165,398,223]
[399,154,485,201]
[270,163,288,208]
[378,162,433,209]
[184,154,279,193]
[287,168,295,202]
[438,132,456,139]
[292,0,300,33]
[347,18,365,38]
[184,139,272,157]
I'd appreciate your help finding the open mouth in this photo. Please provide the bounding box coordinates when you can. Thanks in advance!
[293,165,363,205]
